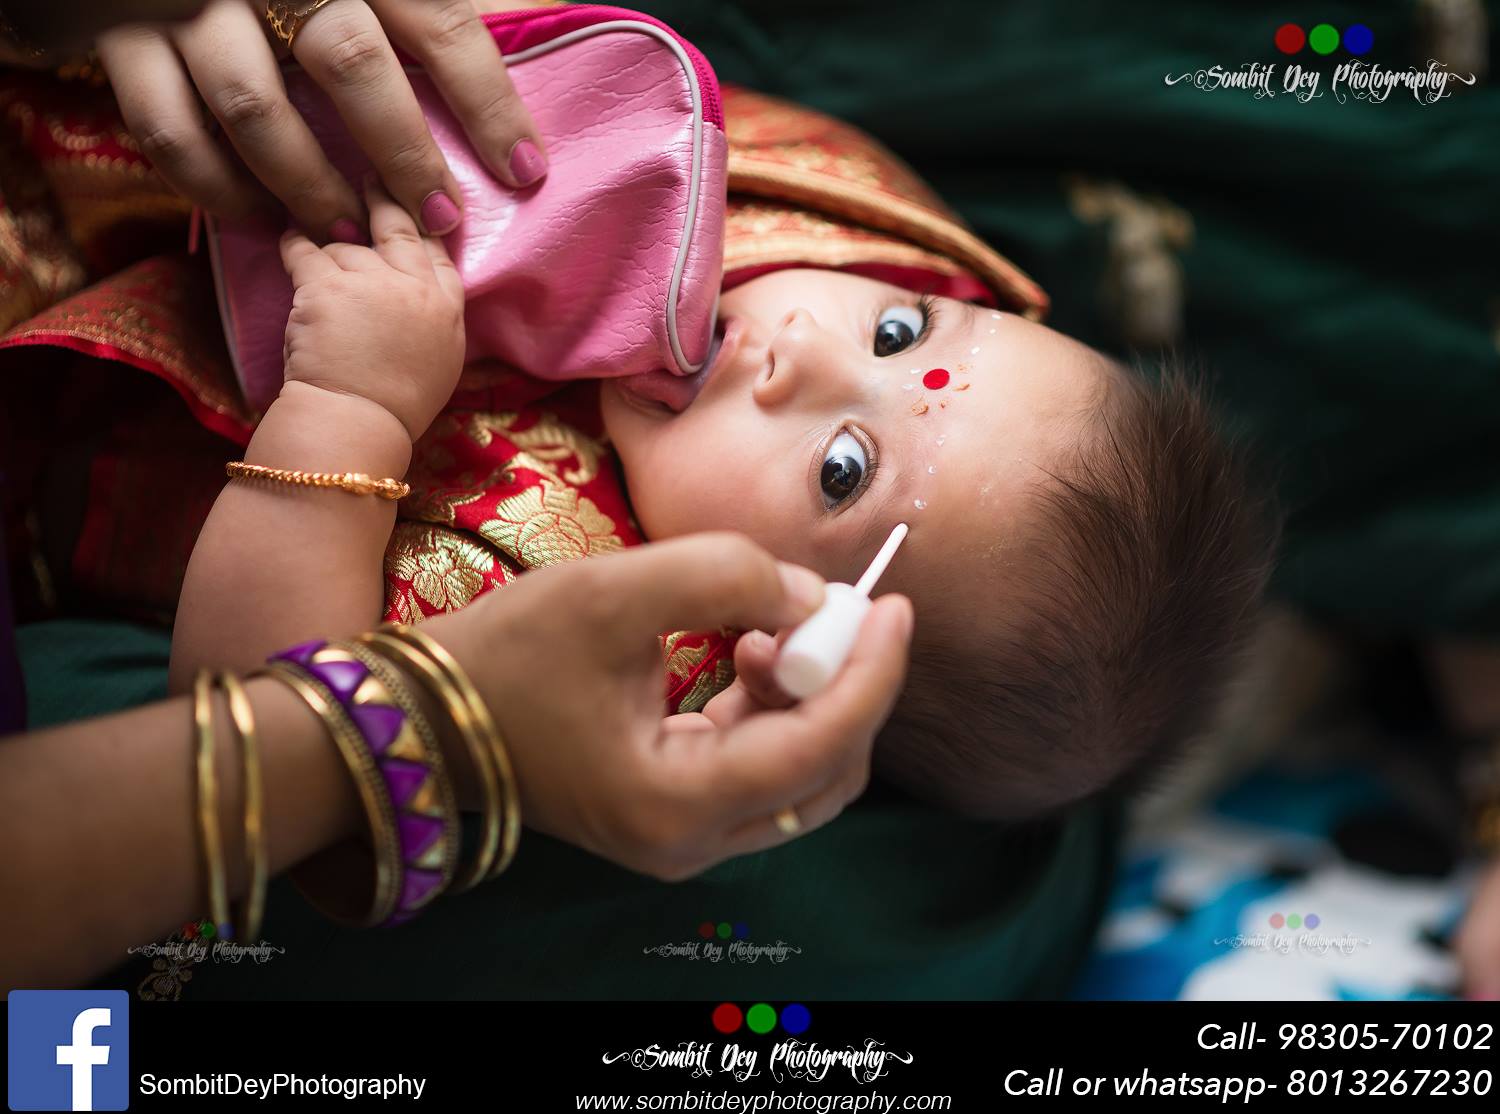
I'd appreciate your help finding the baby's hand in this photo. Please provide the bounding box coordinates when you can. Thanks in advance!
[278,180,465,442]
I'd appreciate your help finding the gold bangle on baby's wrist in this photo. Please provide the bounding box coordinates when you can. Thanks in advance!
[226,461,409,500]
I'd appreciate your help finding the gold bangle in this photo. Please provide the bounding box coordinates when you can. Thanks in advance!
[361,632,504,891]
[217,673,267,944]
[259,661,403,927]
[265,0,341,49]
[375,624,522,882]
[192,671,232,937]
[323,640,462,908]
[226,460,410,500]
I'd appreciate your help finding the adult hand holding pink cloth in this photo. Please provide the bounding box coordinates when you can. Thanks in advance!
[207,5,727,414]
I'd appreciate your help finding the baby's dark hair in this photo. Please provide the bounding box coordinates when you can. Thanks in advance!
[876,357,1278,821]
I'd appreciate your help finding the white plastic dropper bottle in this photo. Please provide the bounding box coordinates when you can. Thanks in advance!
[772,523,909,700]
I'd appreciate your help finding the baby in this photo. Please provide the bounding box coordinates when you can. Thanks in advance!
[602,269,1277,819]
[174,99,1276,826]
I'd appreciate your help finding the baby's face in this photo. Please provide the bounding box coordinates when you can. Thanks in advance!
[600,269,1109,619]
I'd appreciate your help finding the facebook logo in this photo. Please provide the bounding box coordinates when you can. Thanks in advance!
[7,991,129,1111]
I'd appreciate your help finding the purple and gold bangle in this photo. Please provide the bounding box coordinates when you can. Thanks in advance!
[324,639,462,917]
[265,638,460,926]
[261,659,402,926]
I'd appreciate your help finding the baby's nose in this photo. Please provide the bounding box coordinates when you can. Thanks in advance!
[753,309,860,408]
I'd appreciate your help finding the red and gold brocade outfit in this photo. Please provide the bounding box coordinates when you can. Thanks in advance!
[0,72,1046,713]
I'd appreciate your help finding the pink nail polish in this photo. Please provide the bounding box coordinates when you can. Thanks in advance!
[419,190,461,235]
[330,218,362,244]
[508,138,548,188]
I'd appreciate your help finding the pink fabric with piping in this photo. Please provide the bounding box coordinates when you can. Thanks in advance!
[208,5,726,413]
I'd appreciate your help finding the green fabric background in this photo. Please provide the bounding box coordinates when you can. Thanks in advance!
[639,0,1500,634]
[24,621,1116,1001]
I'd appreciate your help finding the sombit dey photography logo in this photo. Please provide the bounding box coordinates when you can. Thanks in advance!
[1163,21,1477,105]
[642,920,802,964]
[1213,911,1372,956]
[601,1039,913,1085]
[7,990,129,1111]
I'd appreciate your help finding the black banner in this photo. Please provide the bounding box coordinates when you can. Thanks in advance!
[7,999,1498,1110]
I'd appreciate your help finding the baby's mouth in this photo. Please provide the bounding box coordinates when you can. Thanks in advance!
[701,322,724,378]
[614,318,727,414]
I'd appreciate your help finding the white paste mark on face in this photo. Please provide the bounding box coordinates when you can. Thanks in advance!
[991,312,1001,319]
[927,465,937,474]
[970,346,980,356]
[903,383,914,390]
[989,328,997,335]
[936,436,946,446]
[909,367,921,375]
[913,498,927,510]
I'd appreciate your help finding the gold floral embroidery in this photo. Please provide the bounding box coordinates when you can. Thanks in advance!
[661,630,739,713]
[400,466,502,527]
[477,479,622,568]
[386,522,500,612]
[664,636,710,681]
[463,410,604,486]
[389,586,424,626]
[678,660,737,714]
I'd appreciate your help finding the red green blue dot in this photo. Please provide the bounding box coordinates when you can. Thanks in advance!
[746,1003,777,1034]
[182,922,198,940]
[1308,24,1339,55]
[1343,24,1373,55]
[218,923,234,941]
[921,368,950,391]
[733,922,749,939]
[1274,24,1305,54]
[717,922,732,939]
[198,920,216,939]
[780,1004,811,1035]
[698,921,715,939]
[1269,912,1285,929]
[1305,913,1321,928]
[712,1003,742,1033]
[1287,913,1302,929]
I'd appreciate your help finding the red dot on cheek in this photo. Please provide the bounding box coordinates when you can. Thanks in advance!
[921,368,950,391]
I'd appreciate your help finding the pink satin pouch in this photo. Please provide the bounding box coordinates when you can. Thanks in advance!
[207,5,727,413]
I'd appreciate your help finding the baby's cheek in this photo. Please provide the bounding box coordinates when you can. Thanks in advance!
[617,464,712,543]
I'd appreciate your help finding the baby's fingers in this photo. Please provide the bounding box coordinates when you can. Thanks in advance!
[279,229,340,287]
[420,234,464,305]
[366,177,432,278]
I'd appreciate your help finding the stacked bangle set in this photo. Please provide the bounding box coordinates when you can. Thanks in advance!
[193,624,520,938]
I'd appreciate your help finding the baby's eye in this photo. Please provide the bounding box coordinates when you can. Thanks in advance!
[873,304,925,357]
[820,431,867,509]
